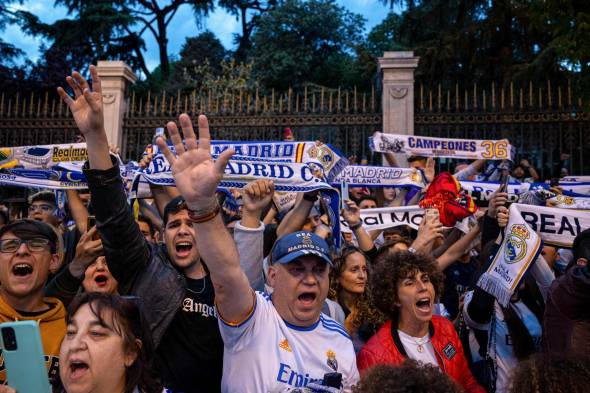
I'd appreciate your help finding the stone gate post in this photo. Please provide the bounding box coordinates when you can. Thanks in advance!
[95,61,137,149]
[378,51,420,166]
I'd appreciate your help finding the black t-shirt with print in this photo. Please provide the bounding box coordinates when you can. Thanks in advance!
[156,274,223,393]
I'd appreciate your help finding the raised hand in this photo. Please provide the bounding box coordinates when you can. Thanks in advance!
[57,65,104,137]
[424,157,436,182]
[243,179,275,214]
[487,186,509,218]
[156,114,234,211]
[341,199,361,227]
[69,226,104,279]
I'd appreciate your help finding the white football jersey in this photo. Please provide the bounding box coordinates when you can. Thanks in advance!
[219,292,360,393]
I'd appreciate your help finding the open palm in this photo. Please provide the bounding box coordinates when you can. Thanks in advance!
[157,114,234,209]
[57,66,104,136]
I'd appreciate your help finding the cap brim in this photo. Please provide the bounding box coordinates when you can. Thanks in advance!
[274,249,333,267]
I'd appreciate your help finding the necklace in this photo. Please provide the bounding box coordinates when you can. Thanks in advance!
[186,277,207,295]
[409,335,430,353]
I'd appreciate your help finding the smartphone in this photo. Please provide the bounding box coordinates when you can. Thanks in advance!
[340,181,349,211]
[152,127,165,145]
[0,321,51,393]
[87,215,99,240]
[499,171,509,193]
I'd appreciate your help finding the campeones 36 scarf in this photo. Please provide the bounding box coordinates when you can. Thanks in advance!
[369,132,514,160]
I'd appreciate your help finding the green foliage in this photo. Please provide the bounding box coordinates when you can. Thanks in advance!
[249,0,366,91]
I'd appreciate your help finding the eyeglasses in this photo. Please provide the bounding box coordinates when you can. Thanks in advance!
[0,238,50,253]
[28,204,55,213]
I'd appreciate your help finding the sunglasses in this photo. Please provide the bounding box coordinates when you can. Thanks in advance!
[0,238,50,253]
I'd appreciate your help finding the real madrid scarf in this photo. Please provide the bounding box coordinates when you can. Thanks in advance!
[340,205,424,233]
[331,165,425,188]
[547,194,590,210]
[369,132,514,160]
[514,203,590,248]
[477,203,543,306]
[0,143,124,189]
[210,140,348,182]
[134,146,342,247]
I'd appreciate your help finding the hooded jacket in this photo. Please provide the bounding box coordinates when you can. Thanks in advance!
[0,296,66,383]
[357,316,485,393]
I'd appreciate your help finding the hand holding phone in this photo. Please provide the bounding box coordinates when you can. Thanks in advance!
[0,321,51,393]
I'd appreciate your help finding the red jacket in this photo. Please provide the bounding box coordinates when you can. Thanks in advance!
[357,316,485,393]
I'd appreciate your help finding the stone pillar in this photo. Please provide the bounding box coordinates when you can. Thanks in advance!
[95,61,137,148]
[378,51,419,166]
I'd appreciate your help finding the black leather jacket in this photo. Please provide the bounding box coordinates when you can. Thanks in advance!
[83,160,185,346]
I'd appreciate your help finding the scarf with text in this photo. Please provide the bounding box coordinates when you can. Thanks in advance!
[369,132,514,160]
[340,205,424,233]
[331,165,425,188]
[477,204,543,306]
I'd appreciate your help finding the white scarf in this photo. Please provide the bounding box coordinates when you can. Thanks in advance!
[547,195,590,210]
[331,165,425,188]
[340,205,424,233]
[477,204,542,306]
[369,132,514,160]
[515,203,590,248]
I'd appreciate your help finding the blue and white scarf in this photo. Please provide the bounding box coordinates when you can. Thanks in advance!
[331,165,425,188]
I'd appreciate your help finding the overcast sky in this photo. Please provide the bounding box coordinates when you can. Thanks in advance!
[4,0,396,72]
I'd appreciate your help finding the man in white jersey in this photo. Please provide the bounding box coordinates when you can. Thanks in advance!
[156,114,359,393]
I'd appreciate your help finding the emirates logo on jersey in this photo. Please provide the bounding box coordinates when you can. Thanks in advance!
[279,339,292,352]
[326,349,338,372]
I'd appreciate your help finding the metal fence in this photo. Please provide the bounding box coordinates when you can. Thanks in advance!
[2,80,590,179]
[414,81,590,178]
[122,87,382,162]
[0,92,79,147]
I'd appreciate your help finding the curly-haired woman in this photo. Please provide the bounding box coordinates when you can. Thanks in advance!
[328,245,384,352]
[357,251,484,393]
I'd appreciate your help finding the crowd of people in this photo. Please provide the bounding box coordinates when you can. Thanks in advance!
[0,65,589,393]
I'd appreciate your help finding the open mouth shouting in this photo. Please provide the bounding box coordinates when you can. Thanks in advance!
[94,273,109,288]
[68,359,90,380]
[12,262,34,278]
[174,240,194,259]
[296,291,318,310]
[414,296,433,316]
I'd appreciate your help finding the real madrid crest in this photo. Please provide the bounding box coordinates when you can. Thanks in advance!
[307,145,335,170]
[503,224,530,264]
[299,232,313,246]
[326,349,338,372]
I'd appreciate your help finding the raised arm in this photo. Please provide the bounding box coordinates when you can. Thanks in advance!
[58,66,150,291]
[156,114,253,324]
[65,189,89,232]
[236,179,275,292]
[276,192,316,238]
[341,200,374,253]
[436,224,481,271]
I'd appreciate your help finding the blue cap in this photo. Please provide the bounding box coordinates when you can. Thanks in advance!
[271,231,333,266]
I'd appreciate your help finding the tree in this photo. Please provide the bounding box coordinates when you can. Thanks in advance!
[55,0,214,80]
[249,0,365,91]
[218,0,276,61]
[15,2,145,87]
